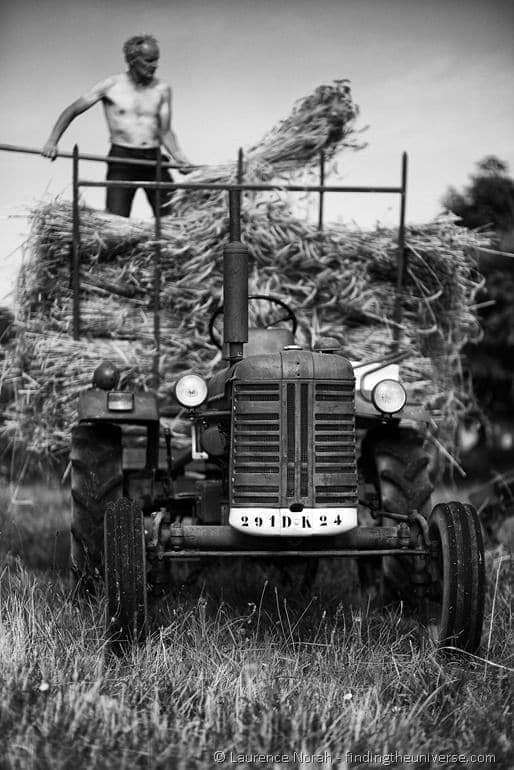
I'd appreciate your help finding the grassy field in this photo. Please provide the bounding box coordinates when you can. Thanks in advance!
[0,482,512,769]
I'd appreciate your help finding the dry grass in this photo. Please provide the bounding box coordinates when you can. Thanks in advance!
[0,485,512,769]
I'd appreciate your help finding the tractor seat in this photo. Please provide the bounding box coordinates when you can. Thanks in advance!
[243,327,294,357]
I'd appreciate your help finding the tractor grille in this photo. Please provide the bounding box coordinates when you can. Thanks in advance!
[314,382,356,505]
[231,380,357,507]
[231,382,281,506]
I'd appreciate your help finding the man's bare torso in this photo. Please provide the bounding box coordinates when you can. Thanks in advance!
[43,36,190,169]
[101,73,168,148]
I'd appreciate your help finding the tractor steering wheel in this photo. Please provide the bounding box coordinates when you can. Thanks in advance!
[208,294,298,350]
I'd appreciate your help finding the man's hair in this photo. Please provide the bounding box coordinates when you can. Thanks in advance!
[123,35,159,64]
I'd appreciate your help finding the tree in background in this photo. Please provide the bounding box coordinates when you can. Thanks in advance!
[443,156,514,239]
[442,158,514,483]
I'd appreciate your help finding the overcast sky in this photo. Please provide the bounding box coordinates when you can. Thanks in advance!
[1,0,513,305]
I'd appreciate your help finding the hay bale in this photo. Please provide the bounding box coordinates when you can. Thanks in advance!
[4,199,485,466]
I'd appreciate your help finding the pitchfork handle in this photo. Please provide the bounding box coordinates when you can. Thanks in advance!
[0,142,200,170]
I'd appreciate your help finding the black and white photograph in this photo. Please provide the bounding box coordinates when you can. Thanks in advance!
[0,1,512,768]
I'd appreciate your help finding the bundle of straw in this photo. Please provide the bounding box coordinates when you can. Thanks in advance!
[170,78,365,214]
[5,199,485,466]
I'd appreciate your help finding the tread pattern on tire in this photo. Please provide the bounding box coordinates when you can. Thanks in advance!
[105,497,148,646]
[70,423,123,590]
[428,501,485,652]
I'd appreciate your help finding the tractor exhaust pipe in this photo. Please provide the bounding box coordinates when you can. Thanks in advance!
[223,149,248,363]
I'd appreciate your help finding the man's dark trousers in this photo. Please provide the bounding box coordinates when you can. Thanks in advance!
[106,144,174,217]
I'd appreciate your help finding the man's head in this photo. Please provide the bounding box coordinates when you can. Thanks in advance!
[123,35,160,84]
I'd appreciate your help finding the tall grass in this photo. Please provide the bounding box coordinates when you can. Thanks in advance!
[0,486,512,769]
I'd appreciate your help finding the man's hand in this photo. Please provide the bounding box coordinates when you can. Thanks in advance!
[42,141,59,161]
[174,157,195,175]
[177,163,193,176]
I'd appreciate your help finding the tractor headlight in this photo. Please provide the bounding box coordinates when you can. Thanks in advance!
[174,374,208,408]
[92,360,120,390]
[372,379,407,414]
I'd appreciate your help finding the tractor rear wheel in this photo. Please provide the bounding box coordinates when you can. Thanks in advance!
[104,498,148,648]
[376,429,434,600]
[360,428,434,605]
[70,423,123,593]
[425,502,485,652]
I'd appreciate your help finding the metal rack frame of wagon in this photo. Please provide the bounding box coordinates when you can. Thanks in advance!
[0,142,408,385]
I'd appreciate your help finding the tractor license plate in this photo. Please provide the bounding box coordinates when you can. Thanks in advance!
[229,508,357,536]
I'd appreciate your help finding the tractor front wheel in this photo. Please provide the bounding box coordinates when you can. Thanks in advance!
[104,498,148,648]
[425,502,485,653]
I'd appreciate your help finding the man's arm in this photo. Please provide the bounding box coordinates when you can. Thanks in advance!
[42,78,114,159]
[159,85,192,167]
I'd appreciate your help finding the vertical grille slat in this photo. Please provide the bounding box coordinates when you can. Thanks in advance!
[300,383,309,497]
[286,383,295,497]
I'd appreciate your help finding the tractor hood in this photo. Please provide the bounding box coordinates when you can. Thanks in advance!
[207,349,354,405]
[233,349,355,381]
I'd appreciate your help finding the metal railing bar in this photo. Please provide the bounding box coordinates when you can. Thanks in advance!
[72,145,81,339]
[318,149,325,232]
[393,151,408,347]
[153,149,162,387]
[79,179,404,194]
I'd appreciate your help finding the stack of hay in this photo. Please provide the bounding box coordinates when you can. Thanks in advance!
[2,81,486,471]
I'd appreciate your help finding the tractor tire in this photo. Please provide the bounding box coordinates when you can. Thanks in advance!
[104,498,148,649]
[361,428,434,606]
[426,502,485,652]
[70,423,123,593]
[374,431,434,515]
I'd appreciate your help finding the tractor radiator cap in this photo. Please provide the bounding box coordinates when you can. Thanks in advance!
[312,337,341,353]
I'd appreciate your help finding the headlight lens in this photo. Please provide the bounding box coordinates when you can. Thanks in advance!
[372,379,407,414]
[174,374,208,408]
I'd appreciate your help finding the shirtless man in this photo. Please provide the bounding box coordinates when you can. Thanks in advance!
[42,34,192,217]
